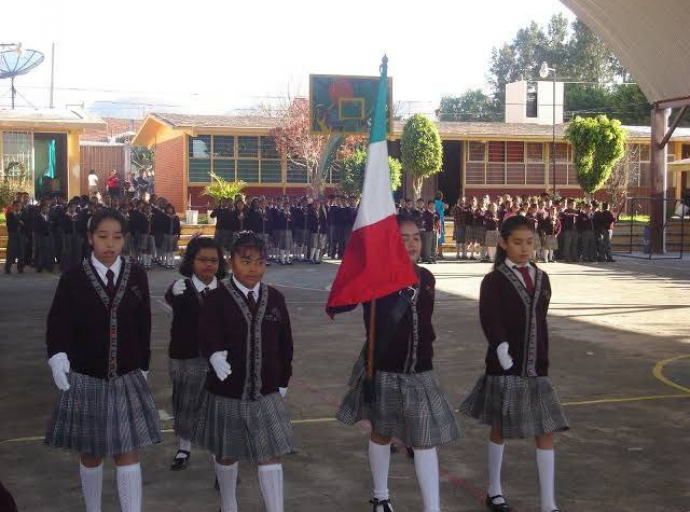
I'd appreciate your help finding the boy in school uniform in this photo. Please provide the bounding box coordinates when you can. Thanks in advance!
[33,202,55,273]
[421,200,439,264]
[593,202,616,263]
[211,198,233,256]
[558,200,579,263]
[59,200,83,272]
[195,233,294,512]
[4,200,26,274]
[577,203,596,263]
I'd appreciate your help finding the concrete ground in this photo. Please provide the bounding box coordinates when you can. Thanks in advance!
[1,255,689,512]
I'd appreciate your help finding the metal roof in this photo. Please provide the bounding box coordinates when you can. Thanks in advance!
[562,0,690,106]
[0,107,106,130]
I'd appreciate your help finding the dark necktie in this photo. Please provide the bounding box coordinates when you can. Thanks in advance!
[201,286,210,299]
[515,266,534,294]
[106,269,116,296]
[247,290,257,312]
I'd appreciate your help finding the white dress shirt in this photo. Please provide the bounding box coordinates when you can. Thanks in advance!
[231,275,260,299]
[192,274,218,293]
[505,257,535,288]
[90,253,122,284]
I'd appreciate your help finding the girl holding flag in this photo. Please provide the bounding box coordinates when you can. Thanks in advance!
[327,56,461,512]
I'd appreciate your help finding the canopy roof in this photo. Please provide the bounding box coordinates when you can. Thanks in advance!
[563,0,690,106]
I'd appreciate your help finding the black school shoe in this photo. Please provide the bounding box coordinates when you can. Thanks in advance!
[486,494,510,512]
[370,498,394,512]
[170,450,190,471]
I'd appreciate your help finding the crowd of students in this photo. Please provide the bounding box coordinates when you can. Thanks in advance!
[209,193,359,265]
[445,193,617,264]
[4,192,181,274]
[37,206,567,512]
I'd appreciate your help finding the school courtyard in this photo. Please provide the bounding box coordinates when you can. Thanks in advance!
[0,257,689,512]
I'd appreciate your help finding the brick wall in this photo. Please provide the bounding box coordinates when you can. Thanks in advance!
[80,145,125,196]
[154,136,185,212]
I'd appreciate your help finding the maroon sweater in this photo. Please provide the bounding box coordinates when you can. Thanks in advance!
[46,258,151,379]
[335,266,436,374]
[479,264,552,377]
[165,279,207,360]
[200,280,293,400]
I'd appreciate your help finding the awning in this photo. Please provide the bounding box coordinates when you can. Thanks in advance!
[562,0,690,107]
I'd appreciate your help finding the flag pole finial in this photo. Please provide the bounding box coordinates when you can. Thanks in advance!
[380,54,388,73]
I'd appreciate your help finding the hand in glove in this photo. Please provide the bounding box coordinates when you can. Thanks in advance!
[172,279,187,296]
[279,387,288,398]
[496,342,514,371]
[48,352,71,391]
[210,351,232,381]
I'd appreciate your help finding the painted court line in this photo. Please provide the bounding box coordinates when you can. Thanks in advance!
[652,354,690,394]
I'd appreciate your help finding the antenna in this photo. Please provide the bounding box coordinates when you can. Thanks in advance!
[0,45,45,109]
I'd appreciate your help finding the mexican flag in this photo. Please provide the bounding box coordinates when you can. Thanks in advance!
[326,56,417,311]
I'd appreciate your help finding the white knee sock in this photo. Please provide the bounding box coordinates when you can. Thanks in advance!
[214,461,239,512]
[79,462,103,512]
[536,448,557,512]
[177,437,192,455]
[258,463,284,512]
[116,463,142,512]
[487,441,505,504]
[368,440,391,501]
[413,448,440,512]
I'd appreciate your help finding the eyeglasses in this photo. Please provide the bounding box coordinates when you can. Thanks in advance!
[195,257,220,265]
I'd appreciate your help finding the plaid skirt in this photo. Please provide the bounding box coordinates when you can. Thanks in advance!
[45,370,161,457]
[193,392,294,462]
[542,234,559,250]
[460,374,569,439]
[169,357,208,440]
[278,229,293,250]
[292,228,308,246]
[162,234,178,253]
[533,234,542,251]
[136,234,154,254]
[484,229,499,248]
[336,357,462,448]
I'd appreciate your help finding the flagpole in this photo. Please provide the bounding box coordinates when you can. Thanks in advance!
[366,299,377,379]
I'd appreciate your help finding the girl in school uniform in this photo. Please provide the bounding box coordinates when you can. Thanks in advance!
[460,215,569,512]
[211,198,233,256]
[34,202,55,273]
[539,207,561,263]
[162,203,181,269]
[194,232,294,512]
[45,208,160,512]
[166,236,226,470]
[307,199,328,264]
[483,203,500,263]
[333,216,462,512]
[230,199,247,246]
[59,200,83,272]
[277,200,293,265]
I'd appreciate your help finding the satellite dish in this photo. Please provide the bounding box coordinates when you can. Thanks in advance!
[0,48,45,109]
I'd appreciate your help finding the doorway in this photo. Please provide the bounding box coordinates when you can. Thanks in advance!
[34,133,67,198]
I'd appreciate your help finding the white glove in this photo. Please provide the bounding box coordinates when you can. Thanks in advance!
[279,387,288,398]
[210,351,232,381]
[172,279,187,296]
[48,352,71,391]
[496,342,514,371]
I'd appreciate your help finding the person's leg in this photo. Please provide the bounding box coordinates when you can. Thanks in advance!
[80,454,104,512]
[114,451,141,512]
[258,457,283,512]
[487,428,507,506]
[215,455,239,512]
[369,431,393,505]
[412,445,440,512]
[535,433,558,512]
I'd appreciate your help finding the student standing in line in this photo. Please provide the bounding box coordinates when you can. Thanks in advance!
[45,208,160,512]
[461,215,568,512]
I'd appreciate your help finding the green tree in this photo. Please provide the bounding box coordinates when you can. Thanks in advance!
[436,90,501,122]
[340,147,402,197]
[201,171,246,204]
[564,115,626,197]
[400,114,443,198]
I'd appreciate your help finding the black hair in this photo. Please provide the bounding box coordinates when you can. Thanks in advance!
[494,215,536,269]
[88,207,128,234]
[396,214,420,229]
[230,231,267,259]
[179,236,227,279]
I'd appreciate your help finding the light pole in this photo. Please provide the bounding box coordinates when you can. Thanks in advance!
[540,61,557,197]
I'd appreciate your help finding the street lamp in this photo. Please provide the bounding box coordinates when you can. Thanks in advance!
[540,61,557,196]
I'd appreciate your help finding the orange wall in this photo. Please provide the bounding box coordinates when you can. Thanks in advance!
[155,136,185,212]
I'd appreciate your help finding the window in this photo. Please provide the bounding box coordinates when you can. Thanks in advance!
[526,143,543,163]
[187,135,284,184]
[464,140,548,186]
[287,158,308,183]
[213,136,234,158]
[188,135,211,159]
[1,131,32,179]
[468,142,486,162]
[488,141,505,162]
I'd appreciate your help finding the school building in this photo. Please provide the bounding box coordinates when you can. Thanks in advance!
[0,108,106,199]
[132,108,690,214]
